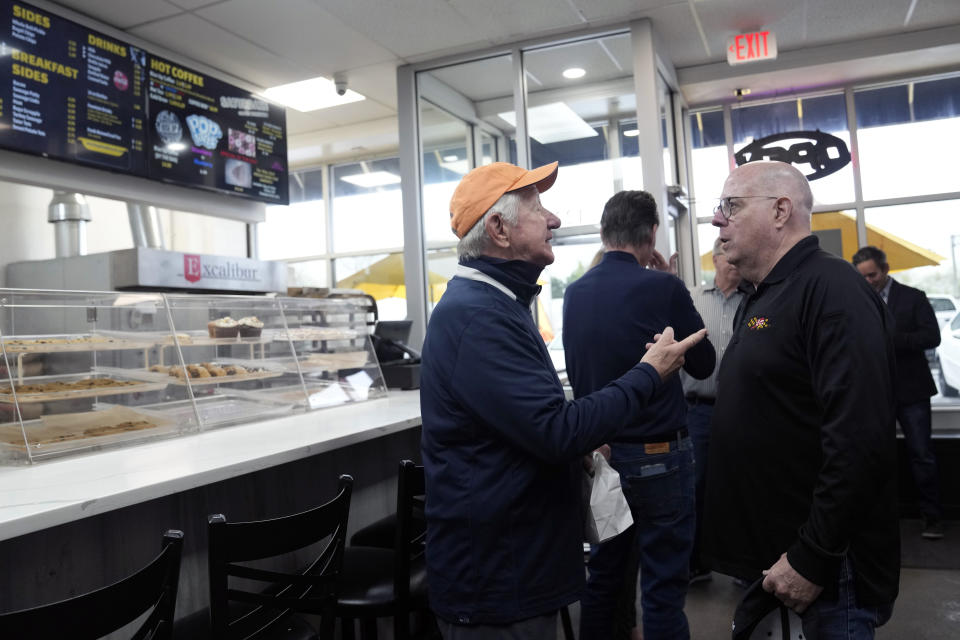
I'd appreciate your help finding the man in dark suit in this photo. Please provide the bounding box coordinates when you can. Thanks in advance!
[852,245,944,539]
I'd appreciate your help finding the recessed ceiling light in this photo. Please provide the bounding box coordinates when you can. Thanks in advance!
[340,171,401,188]
[562,67,586,79]
[442,154,459,162]
[262,76,365,112]
[499,102,598,145]
[623,129,639,137]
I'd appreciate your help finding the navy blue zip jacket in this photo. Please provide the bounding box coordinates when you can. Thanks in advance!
[420,256,662,625]
[563,251,715,439]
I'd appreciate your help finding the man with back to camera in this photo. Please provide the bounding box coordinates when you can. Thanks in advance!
[679,236,743,584]
[852,245,944,540]
[702,161,899,639]
[419,162,707,639]
[563,190,716,640]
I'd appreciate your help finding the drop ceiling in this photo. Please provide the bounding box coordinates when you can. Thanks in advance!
[42,0,960,166]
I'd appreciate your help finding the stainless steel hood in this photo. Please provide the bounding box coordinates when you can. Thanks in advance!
[6,247,287,294]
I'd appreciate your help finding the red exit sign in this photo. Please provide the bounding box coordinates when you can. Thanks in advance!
[726,30,778,66]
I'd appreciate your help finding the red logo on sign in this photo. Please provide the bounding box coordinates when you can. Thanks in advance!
[184,254,202,283]
[113,70,128,91]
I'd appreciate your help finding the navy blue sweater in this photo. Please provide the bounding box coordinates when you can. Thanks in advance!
[420,257,662,625]
[563,251,715,439]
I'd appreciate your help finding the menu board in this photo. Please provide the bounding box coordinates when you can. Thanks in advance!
[0,0,289,204]
[147,54,288,204]
[0,1,147,174]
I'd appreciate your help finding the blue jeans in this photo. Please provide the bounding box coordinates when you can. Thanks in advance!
[896,400,942,520]
[800,556,893,639]
[686,402,712,571]
[579,434,695,640]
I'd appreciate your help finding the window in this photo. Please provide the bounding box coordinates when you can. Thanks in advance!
[731,93,854,205]
[855,75,960,200]
[331,158,404,253]
[864,199,960,404]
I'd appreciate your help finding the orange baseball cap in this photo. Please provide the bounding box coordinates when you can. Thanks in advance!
[449,161,559,238]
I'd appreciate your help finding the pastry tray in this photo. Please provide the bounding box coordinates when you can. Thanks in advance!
[100,364,285,387]
[0,372,169,404]
[141,394,293,429]
[273,351,372,373]
[0,332,157,354]
[279,327,362,342]
[0,405,178,454]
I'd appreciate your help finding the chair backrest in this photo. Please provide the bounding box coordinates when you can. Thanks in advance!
[0,529,184,639]
[393,459,426,603]
[208,474,353,640]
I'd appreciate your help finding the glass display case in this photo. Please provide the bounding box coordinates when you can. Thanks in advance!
[0,289,386,464]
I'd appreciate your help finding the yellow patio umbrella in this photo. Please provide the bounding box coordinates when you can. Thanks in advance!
[700,211,944,272]
[336,253,448,302]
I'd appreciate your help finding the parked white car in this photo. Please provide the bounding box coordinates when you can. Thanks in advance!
[928,294,958,328]
[935,310,960,397]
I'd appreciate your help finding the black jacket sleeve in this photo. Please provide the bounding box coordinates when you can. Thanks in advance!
[785,273,897,589]
[891,284,941,352]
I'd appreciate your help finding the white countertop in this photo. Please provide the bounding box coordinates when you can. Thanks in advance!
[0,390,421,543]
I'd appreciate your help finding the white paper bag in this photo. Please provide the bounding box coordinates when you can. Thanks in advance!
[582,450,634,544]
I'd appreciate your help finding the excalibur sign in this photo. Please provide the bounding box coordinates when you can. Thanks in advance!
[734,130,851,181]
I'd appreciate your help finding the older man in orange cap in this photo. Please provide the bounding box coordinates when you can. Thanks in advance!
[420,161,707,638]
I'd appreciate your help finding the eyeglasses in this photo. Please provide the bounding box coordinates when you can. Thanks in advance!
[714,196,780,220]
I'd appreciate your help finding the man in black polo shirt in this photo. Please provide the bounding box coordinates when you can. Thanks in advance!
[702,161,899,639]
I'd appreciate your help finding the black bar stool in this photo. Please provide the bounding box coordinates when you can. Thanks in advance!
[336,460,434,639]
[207,474,353,640]
[0,529,184,639]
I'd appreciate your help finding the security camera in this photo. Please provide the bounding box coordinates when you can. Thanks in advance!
[334,73,348,96]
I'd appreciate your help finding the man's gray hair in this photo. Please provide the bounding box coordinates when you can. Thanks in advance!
[457,187,529,260]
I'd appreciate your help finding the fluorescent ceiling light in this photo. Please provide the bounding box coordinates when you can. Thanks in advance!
[340,171,401,188]
[262,76,365,112]
[623,129,639,137]
[562,67,586,79]
[498,102,598,145]
[442,154,459,162]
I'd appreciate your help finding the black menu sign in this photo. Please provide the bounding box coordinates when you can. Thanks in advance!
[147,54,288,204]
[0,0,288,204]
[0,1,147,174]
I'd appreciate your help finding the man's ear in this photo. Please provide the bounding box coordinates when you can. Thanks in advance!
[881,262,890,276]
[772,196,792,229]
[484,212,510,248]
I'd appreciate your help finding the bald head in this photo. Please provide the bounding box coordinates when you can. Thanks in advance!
[713,161,814,284]
[735,161,813,219]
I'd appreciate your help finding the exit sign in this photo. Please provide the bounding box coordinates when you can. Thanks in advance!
[727,30,778,65]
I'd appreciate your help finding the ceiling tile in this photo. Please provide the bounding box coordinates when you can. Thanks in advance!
[129,13,296,89]
[316,0,492,59]
[286,100,395,135]
[195,0,396,76]
[50,0,183,29]
[167,0,224,9]
[448,0,588,45]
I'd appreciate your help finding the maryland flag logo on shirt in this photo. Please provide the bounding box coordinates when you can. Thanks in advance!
[746,316,772,330]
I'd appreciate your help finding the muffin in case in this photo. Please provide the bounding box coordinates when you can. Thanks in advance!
[208,316,239,338]
[237,316,264,338]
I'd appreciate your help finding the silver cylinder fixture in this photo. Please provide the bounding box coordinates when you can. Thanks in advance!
[47,191,92,258]
[126,202,166,249]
